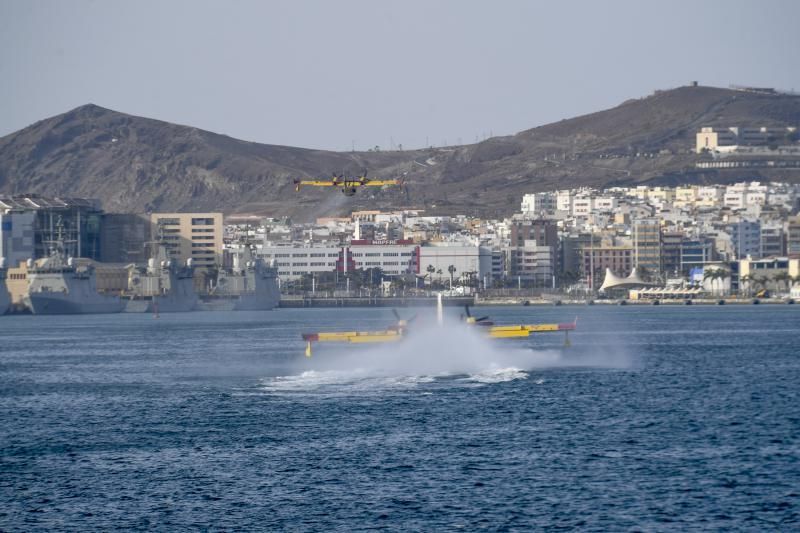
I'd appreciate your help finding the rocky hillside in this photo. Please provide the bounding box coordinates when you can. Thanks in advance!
[1,85,799,220]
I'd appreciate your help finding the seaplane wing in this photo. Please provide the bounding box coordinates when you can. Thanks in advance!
[301,330,403,344]
[301,329,403,357]
[357,179,402,187]
[301,310,416,356]
[486,318,577,339]
[294,179,340,191]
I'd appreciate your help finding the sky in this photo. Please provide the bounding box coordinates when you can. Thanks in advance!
[1,0,799,151]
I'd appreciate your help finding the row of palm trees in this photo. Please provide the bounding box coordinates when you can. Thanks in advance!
[424,264,462,289]
[703,269,800,296]
[740,272,799,296]
[702,269,730,295]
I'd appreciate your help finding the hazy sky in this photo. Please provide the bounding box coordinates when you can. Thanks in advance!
[2,0,799,151]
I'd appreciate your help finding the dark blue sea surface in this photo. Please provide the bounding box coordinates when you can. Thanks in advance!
[1,305,799,530]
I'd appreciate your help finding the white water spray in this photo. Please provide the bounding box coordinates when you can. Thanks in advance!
[264,306,633,393]
[266,311,567,392]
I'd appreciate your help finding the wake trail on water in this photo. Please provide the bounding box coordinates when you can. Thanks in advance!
[260,316,632,393]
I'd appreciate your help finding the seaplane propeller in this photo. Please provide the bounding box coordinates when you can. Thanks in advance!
[391,308,417,329]
[463,305,493,326]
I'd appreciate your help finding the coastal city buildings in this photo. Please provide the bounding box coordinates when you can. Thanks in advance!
[223,178,798,295]
[2,178,799,298]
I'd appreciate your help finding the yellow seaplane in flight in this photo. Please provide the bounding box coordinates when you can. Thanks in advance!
[300,300,577,357]
[294,170,403,197]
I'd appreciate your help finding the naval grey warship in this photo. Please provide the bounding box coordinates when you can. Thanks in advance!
[124,243,198,313]
[0,258,11,316]
[23,246,125,315]
[197,245,280,311]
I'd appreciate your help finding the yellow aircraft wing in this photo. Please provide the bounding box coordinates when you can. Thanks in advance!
[486,320,577,339]
[354,179,402,187]
[310,330,403,343]
[294,180,339,191]
[302,329,403,357]
[301,317,578,355]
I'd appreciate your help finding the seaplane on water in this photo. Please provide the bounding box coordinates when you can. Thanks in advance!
[300,295,577,357]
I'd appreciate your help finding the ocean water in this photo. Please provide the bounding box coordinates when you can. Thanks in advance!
[1,305,798,530]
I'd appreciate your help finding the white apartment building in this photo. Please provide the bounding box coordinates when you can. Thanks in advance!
[354,239,422,274]
[593,196,619,212]
[556,190,574,213]
[674,186,699,207]
[768,191,795,209]
[259,240,418,281]
[633,186,650,201]
[747,190,767,206]
[257,239,493,282]
[259,243,343,280]
[521,192,556,215]
[724,189,748,210]
[647,187,676,207]
[697,186,724,207]
[572,196,594,216]
[721,183,768,210]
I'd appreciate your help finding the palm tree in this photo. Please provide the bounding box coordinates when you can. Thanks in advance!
[739,274,753,297]
[704,268,729,295]
[772,271,792,294]
[426,264,436,287]
[703,269,716,295]
[431,269,442,289]
[447,265,457,290]
[390,277,406,296]
[715,269,730,296]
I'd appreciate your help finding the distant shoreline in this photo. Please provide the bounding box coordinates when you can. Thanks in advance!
[4,296,795,314]
[476,298,796,307]
[276,296,796,308]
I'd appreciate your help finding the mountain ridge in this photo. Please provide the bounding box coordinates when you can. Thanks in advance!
[2,85,800,220]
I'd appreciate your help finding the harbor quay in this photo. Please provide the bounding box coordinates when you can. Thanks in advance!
[278,295,475,308]
[276,294,796,308]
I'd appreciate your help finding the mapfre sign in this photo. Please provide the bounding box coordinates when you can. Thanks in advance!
[350,239,414,246]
